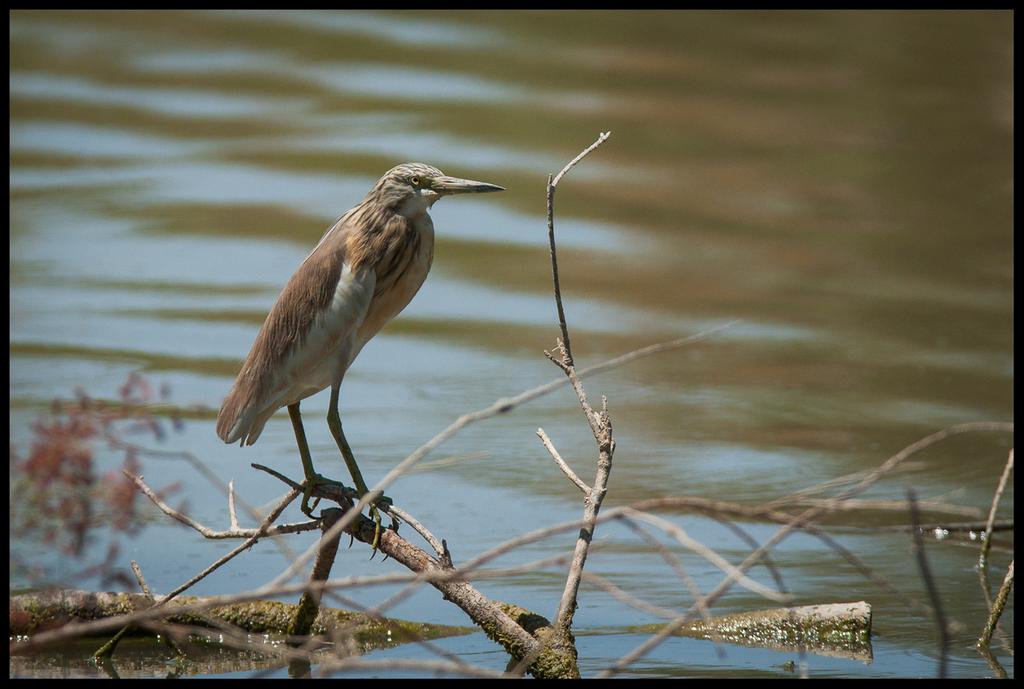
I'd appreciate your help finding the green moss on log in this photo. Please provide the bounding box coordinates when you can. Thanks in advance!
[9,590,472,653]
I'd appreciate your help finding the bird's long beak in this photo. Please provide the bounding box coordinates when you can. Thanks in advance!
[431,175,505,195]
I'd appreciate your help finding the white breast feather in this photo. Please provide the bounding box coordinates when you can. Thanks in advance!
[274,263,376,406]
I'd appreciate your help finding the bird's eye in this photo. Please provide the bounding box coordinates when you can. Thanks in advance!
[410,176,420,187]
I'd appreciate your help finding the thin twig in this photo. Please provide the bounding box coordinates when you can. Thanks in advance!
[976,641,1009,679]
[112,436,309,573]
[974,554,1012,654]
[706,516,789,596]
[767,462,924,508]
[537,428,590,493]
[130,560,152,598]
[978,560,1014,648]
[551,132,612,188]
[546,130,612,368]
[130,470,318,538]
[93,560,157,658]
[129,560,185,657]
[228,480,240,531]
[980,449,1013,567]
[629,494,930,617]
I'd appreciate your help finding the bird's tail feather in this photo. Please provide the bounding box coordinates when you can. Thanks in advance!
[216,384,267,446]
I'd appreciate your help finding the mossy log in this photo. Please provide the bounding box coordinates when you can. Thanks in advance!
[11,591,873,667]
[495,602,580,679]
[9,589,472,653]
[636,601,873,662]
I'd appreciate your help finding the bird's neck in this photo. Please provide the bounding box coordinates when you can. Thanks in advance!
[344,197,433,275]
[395,192,437,221]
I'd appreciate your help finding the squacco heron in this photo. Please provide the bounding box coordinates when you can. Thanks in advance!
[216,163,504,529]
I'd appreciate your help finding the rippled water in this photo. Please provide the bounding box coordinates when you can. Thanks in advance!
[10,10,1013,679]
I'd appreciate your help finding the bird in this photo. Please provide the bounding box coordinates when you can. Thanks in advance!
[216,162,504,533]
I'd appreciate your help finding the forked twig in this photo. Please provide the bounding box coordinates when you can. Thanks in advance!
[546,132,615,633]
[510,132,615,678]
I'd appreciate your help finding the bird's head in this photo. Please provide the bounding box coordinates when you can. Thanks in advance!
[372,162,504,218]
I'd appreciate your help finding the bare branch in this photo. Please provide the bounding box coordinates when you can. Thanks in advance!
[546,131,611,368]
[112,437,312,574]
[978,560,1014,648]
[129,470,318,538]
[388,505,447,560]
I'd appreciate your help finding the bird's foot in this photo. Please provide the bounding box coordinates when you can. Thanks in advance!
[300,473,344,518]
[366,494,399,558]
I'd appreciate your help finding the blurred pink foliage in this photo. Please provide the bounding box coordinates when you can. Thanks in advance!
[11,373,182,561]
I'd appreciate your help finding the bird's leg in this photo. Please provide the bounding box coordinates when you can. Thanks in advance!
[327,386,397,552]
[287,402,337,518]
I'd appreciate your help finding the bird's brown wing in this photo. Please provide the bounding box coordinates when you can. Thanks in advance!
[216,215,359,445]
